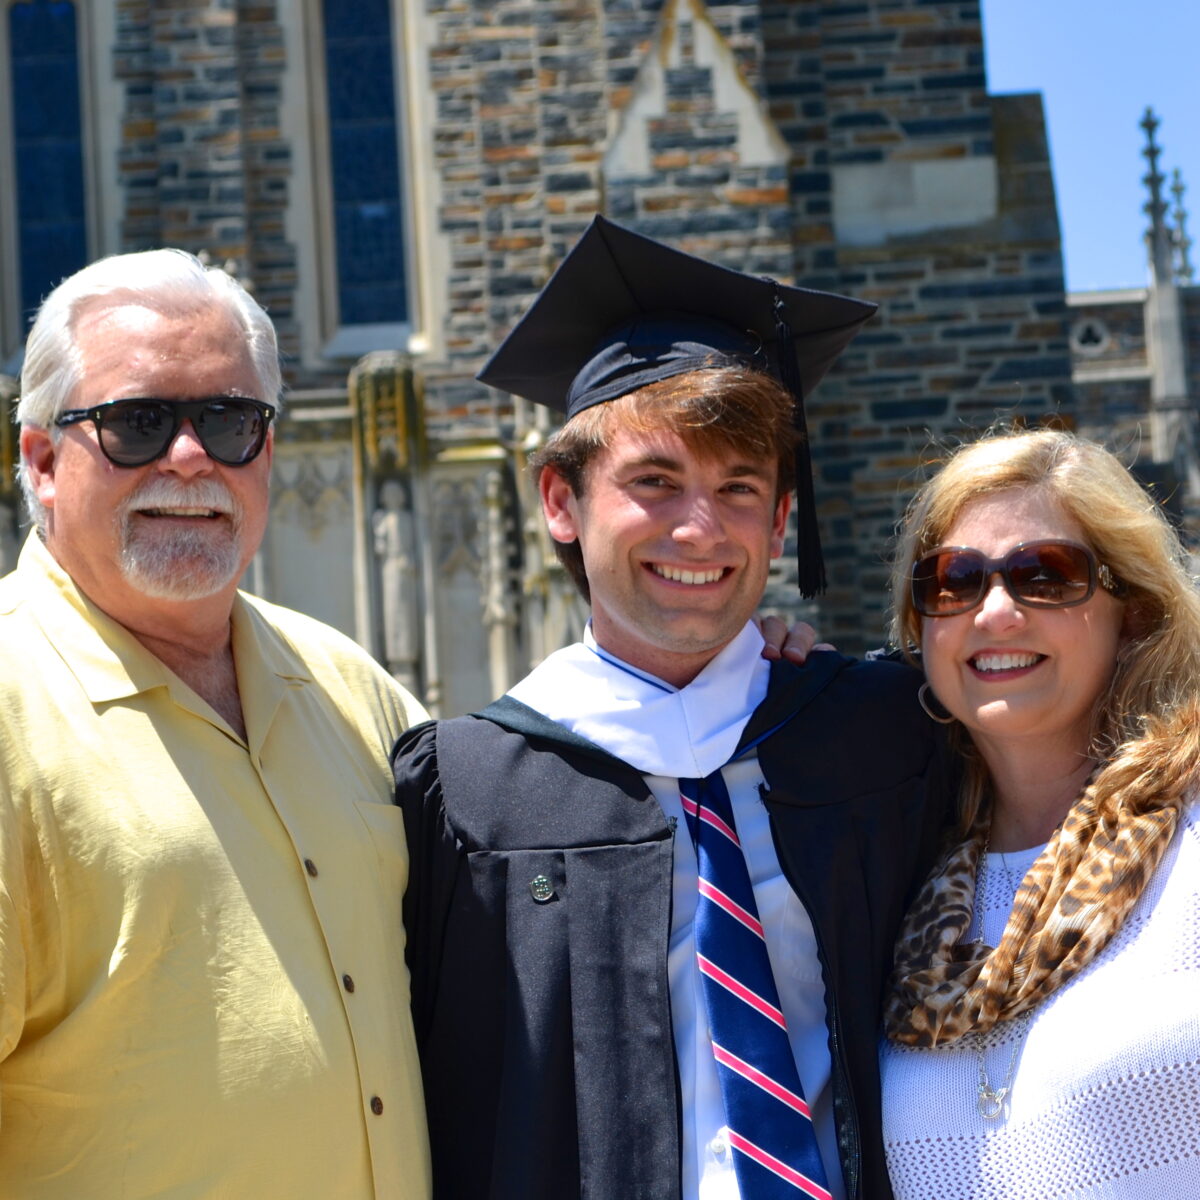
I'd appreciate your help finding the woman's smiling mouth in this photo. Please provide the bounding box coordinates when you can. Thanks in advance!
[969,651,1044,672]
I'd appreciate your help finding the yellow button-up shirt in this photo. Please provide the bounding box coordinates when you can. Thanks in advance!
[0,536,431,1198]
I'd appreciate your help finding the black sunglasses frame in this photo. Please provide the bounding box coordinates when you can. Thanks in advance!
[911,539,1124,618]
[55,397,276,467]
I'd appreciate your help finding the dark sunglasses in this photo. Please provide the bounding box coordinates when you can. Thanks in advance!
[911,539,1125,618]
[55,397,275,467]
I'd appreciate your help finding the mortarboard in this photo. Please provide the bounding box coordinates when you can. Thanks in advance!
[477,214,877,596]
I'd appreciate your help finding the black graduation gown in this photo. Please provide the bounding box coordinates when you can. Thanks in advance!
[395,651,949,1200]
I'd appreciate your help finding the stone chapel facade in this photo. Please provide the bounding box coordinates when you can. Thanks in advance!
[1,0,1194,712]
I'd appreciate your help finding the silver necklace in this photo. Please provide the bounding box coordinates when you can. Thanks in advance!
[971,844,1032,1120]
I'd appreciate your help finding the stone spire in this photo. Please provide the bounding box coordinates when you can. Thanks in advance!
[1141,107,1174,284]
[1139,108,1190,462]
[1171,168,1194,285]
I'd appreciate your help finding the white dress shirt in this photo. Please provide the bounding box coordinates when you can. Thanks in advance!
[510,622,845,1200]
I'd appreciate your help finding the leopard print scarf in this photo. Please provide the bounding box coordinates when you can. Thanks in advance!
[884,767,1186,1048]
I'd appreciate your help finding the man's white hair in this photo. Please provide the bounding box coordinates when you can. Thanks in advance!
[17,249,282,533]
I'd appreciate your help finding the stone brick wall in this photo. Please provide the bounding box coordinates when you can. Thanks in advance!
[113,0,300,366]
[418,0,605,432]
[415,0,1075,651]
[757,6,1073,648]
[97,0,1082,656]
[1074,377,1151,442]
[802,0,993,170]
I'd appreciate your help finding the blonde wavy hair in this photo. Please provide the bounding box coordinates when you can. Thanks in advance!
[890,428,1200,833]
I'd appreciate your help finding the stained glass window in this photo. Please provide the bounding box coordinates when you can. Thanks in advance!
[322,0,408,327]
[10,0,87,323]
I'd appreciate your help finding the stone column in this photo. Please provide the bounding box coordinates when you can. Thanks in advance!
[1142,109,1191,464]
[349,350,441,711]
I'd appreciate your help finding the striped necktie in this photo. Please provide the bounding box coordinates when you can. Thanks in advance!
[680,771,831,1200]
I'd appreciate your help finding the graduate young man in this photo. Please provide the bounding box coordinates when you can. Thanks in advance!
[394,217,947,1200]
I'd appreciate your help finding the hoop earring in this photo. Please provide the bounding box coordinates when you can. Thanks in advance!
[918,682,956,725]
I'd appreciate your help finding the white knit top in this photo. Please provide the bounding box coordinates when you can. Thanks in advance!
[880,800,1200,1199]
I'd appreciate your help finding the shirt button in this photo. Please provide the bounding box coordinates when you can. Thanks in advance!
[370,1096,384,1115]
[304,859,319,877]
[710,1134,728,1160]
[342,974,356,993]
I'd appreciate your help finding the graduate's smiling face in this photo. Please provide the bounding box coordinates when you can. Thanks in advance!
[541,423,789,687]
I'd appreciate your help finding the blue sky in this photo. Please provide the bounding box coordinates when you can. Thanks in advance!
[981,0,1200,293]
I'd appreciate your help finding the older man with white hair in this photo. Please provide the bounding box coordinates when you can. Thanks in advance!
[0,251,430,1197]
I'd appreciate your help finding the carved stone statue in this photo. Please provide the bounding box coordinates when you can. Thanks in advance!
[372,478,420,691]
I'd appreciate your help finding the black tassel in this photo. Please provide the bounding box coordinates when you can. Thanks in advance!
[772,286,825,598]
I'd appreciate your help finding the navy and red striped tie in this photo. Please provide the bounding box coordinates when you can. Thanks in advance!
[680,771,831,1200]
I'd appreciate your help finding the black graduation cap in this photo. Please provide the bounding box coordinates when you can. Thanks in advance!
[477,214,877,596]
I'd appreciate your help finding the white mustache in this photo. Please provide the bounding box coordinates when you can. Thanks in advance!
[121,478,240,519]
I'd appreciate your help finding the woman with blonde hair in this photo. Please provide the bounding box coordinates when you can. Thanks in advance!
[879,428,1200,1198]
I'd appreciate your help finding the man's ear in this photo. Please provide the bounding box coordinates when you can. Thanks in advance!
[769,492,792,559]
[20,427,58,509]
[539,466,581,546]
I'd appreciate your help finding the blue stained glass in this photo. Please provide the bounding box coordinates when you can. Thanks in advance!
[9,0,75,55]
[339,283,407,326]
[18,222,86,312]
[10,0,88,320]
[323,0,390,43]
[16,141,85,219]
[324,42,397,122]
[334,201,404,283]
[322,0,408,326]
[13,61,84,138]
[329,125,401,203]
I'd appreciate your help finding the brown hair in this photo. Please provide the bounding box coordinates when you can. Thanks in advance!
[890,428,1200,833]
[530,366,797,601]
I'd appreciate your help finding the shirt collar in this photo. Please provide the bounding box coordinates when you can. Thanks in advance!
[11,533,311,713]
[508,620,770,777]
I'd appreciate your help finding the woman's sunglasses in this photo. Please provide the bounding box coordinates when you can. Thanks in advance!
[911,539,1125,618]
[55,397,275,467]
